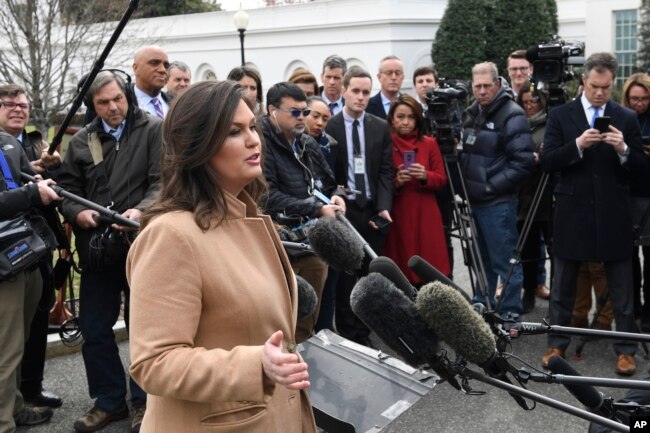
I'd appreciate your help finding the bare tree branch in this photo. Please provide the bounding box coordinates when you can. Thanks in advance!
[0,0,139,134]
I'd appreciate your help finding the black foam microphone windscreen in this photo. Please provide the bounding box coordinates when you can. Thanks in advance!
[369,256,417,300]
[416,281,496,366]
[546,356,612,418]
[350,273,461,389]
[407,255,471,302]
[307,216,364,271]
[296,275,318,320]
[525,44,539,63]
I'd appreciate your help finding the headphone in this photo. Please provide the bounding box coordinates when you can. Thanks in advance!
[79,69,134,108]
[77,69,134,124]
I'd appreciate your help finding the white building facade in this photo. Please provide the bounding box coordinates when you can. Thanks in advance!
[88,0,646,94]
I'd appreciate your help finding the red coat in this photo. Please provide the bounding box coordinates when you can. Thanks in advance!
[383,132,451,282]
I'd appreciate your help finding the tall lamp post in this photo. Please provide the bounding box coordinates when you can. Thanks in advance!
[233,6,249,67]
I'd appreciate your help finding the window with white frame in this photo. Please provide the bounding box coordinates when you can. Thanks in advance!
[614,9,638,86]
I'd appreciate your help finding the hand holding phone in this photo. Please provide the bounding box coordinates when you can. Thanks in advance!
[403,150,416,170]
[594,116,611,134]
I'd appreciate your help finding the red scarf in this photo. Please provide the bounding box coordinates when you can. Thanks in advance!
[391,130,420,154]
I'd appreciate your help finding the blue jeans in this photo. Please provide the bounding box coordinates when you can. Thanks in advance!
[79,267,146,412]
[471,199,523,317]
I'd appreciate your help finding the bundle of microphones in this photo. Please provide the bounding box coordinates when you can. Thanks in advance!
[295,214,649,432]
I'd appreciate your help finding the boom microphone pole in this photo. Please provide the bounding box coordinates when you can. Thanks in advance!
[460,367,629,433]
[25,173,314,254]
[22,172,139,228]
[48,0,140,155]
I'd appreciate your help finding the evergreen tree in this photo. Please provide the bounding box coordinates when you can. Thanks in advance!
[431,0,488,81]
[543,0,559,34]
[485,0,558,77]
[431,0,559,81]
[639,0,650,73]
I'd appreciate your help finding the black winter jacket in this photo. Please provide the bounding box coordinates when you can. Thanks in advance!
[58,108,162,265]
[459,86,534,207]
[262,116,344,219]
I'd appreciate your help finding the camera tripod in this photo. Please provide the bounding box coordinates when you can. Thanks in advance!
[440,152,492,307]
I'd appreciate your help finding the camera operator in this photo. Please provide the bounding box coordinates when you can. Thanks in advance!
[459,61,534,320]
[58,70,161,432]
[540,52,644,375]
[0,132,61,429]
[261,82,346,343]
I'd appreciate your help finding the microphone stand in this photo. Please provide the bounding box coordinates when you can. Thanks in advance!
[518,369,650,391]
[48,0,140,155]
[506,321,650,343]
[460,367,629,432]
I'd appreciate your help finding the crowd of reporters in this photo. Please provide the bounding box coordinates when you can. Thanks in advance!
[3,42,650,433]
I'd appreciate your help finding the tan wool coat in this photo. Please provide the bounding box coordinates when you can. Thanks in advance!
[126,191,316,433]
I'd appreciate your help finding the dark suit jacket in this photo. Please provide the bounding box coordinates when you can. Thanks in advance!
[325,112,394,213]
[540,97,645,261]
[366,92,387,119]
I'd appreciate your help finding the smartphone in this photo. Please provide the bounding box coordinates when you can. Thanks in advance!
[594,116,611,134]
[403,150,416,169]
[369,214,391,233]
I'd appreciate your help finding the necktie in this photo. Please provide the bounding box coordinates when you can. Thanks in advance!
[152,97,164,118]
[590,106,600,128]
[328,102,337,115]
[352,119,367,207]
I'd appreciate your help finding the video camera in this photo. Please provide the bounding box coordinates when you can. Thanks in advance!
[425,78,469,155]
[526,35,585,107]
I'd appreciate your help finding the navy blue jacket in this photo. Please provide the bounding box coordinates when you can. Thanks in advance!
[459,87,534,207]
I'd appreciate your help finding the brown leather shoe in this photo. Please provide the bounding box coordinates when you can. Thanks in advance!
[536,284,550,300]
[542,347,565,369]
[74,405,129,433]
[615,354,636,376]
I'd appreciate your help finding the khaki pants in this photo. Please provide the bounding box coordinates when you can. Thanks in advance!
[572,262,613,327]
[291,255,327,343]
[0,269,42,433]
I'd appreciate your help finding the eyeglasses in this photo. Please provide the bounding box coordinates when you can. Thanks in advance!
[0,101,30,111]
[277,108,311,118]
[629,96,650,103]
[522,99,541,106]
[508,66,529,73]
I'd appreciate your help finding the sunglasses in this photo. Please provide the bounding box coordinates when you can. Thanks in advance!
[276,107,311,118]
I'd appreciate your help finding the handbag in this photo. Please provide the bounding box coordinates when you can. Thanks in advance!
[0,213,56,280]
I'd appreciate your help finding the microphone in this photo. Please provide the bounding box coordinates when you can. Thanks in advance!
[407,255,471,302]
[296,275,318,320]
[307,216,365,271]
[350,273,461,390]
[369,256,417,300]
[547,356,616,419]
[416,281,497,368]
[525,44,539,63]
[417,281,531,408]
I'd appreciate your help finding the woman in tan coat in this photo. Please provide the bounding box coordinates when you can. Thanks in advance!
[126,80,317,433]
